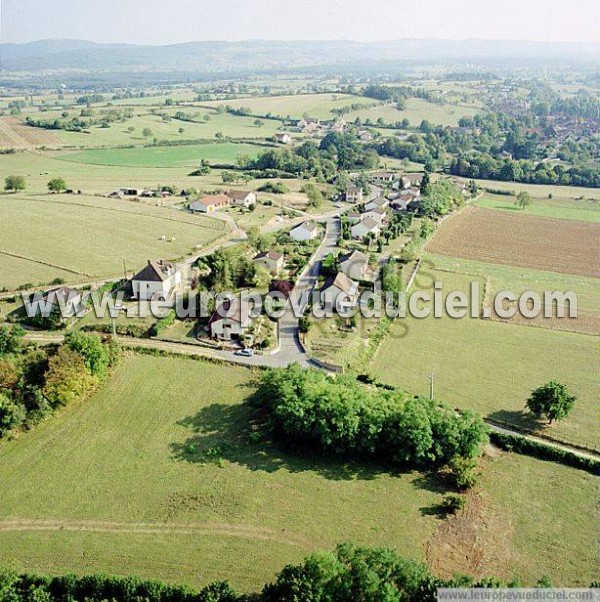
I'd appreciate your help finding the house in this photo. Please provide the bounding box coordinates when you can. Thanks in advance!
[209,299,253,341]
[401,175,423,190]
[364,196,389,211]
[369,171,396,185]
[290,220,319,242]
[268,279,294,299]
[346,211,362,224]
[298,117,320,133]
[345,185,363,204]
[364,206,388,225]
[339,250,369,280]
[253,250,284,274]
[114,187,143,197]
[131,259,182,301]
[29,287,85,319]
[320,272,359,312]
[226,189,257,208]
[274,132,292,144]
[331,118,346,133]
[190,194,231,214]
[351,217,380,239]
[358,129,374,142]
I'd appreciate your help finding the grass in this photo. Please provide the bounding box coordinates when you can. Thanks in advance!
[477,193,600,223]
[0,194,225,287]
[0,354,442,591]
[59,142,268,168]
[475,179,600,202]
[371,267,600,450]
[478,452,598,586]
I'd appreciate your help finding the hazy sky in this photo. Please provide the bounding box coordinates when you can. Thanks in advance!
[2,0,599,45]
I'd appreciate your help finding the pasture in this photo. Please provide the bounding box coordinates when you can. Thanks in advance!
[59,142,267,168]
[371,267,599,450]
[0,194,225,288]
[0,354,442,591]
[477,192,600,222]
[425,206,600,278]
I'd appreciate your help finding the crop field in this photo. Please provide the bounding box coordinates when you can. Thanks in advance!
[475,178,600,202]
[0,354,443,591]
[371,268,599,450]
[426,206,600,277]
[477,193,600,223]
[58,142,268,168]
[343,97,479,127]
[202,93,366,120]
[0,195,225,288]
[0,116,63,149]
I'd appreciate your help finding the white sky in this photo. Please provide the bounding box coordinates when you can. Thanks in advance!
[2,0,599,44]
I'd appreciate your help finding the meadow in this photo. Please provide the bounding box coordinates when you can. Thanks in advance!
[371,267,599,450]
[0,194,225,287]
[0,354,595,590]
[59,142,268,168]
[477,192,600,222]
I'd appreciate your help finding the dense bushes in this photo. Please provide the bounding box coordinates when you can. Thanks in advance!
[0,542,582,602]
[251,364,488,468]
[0,332,119,439]
[150,309,177,337]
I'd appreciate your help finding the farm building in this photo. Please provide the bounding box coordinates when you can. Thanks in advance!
[253,250,284,274]
[369,171,397,185]
[401,174,423,189]
[274,132,292,144]
[226,189,257,208]
[290,220,319,241]
[190,194,231,213]
[131,259,182,301]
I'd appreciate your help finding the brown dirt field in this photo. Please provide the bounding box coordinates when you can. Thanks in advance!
[0,117,63,149]
[426,206,600,278]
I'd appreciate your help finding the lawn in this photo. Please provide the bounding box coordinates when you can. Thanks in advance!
[0,195,226,287]
[371,267,599,450]
[477,193,600,223]
[59,142,268,168]
[0,354,443,591]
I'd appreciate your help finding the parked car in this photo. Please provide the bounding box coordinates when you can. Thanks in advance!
[234,348,254,357]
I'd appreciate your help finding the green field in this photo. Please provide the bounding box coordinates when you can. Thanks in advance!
[475,179,600,202]
[0,195,225,287]
[59,142,267,168]
[371,267,599,450]
[0,354,442,591]
[477,193,600,222]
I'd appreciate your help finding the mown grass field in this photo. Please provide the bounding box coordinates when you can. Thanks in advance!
[0,195,225,287]
[475,179,600,202]
[59,142,267,168]
[477,193,600,222]
[0,354,443,591]
[0,354,595,590]
[371,266,599,450]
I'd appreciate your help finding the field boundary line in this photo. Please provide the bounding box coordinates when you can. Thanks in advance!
[0,250,92,277]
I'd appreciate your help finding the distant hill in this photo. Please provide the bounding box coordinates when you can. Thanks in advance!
[2,38,599,74]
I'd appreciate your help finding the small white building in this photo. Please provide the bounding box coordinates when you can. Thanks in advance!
[290,220,319,242]
[351,217,380,240]
[364,206,388,225]
[209,299,253,341]
[226,189,257,208]
[364,196,389,212]
[345,186,363,204]
[131,259,182,301]
[274,132,292,144]
[320,272,359,313]
[253,250,284,274]
[401,175,423,190]
[369,171,396,185]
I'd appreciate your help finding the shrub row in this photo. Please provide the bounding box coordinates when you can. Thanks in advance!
[150,310,176,337]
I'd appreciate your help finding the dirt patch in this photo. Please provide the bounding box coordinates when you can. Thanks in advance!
[426,206,600,278]
[426,467,513,580]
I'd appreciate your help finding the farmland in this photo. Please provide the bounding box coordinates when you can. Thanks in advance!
[0,354,595,590]
[59,142,268,168]
[477,193,600,223]
[426,206,600,277]
[371,266,599,450]
[0,194,226,287]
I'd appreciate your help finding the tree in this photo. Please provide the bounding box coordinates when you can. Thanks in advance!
[0,392,26,437]
[65,332,111,379]
[526,381,576,424]
[142,127,153,138]
[43,347,97,408]
[253,118,264,128]
[4,175,26,193]
[420,171,431,196]
[515,191,531,210]
[0,325,24,358]
[47,177,67,193]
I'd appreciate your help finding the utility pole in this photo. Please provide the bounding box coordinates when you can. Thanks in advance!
[428,372,434,400]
